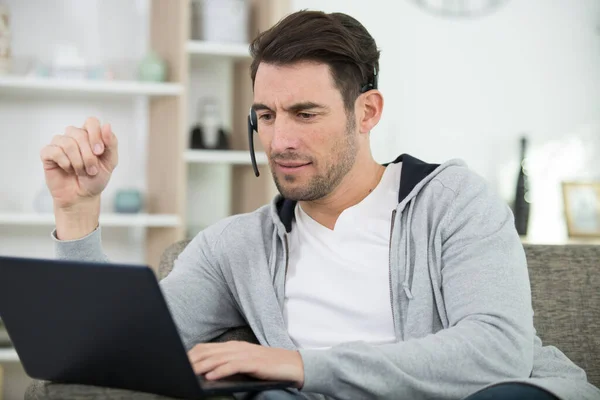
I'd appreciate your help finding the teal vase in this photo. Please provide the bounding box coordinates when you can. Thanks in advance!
[138,51,167,82]
[115,189,143,214]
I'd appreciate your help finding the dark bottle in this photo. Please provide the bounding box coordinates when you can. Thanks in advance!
[514,136,531,236]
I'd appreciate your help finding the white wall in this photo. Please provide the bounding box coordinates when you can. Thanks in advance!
[0,0,152,264]
[291,0,600,243]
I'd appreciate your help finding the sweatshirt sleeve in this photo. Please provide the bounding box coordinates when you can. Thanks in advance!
[53,225,245,350]
[158,228,246,349]
[298,170,535,399]
[53,226,110,263]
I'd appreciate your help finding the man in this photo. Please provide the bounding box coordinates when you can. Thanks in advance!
[40,10,599,400]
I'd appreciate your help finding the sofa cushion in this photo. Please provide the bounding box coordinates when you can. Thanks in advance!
[524,244,600,388]
[158,240,191,281]
[24,379,214,400]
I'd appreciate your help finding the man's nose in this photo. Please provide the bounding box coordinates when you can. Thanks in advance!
[270,116,299,153]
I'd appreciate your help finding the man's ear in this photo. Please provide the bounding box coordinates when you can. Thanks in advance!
[357,90,384,134]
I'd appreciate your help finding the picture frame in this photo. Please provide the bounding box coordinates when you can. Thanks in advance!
[561,181,600,238]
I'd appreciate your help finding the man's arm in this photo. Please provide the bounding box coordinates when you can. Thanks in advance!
[46,117,245,353]
[54,223,246,350]
[159,227,246,349]
[298,170,534,399]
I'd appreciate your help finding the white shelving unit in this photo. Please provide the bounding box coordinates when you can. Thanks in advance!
[186,41,250,59]
[184,35,277,232]
[0,348,19,363]
[0,76,183,98]
[185,150,267,164]
[0,213,181,227]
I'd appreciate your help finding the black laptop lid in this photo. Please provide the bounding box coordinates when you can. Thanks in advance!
[0,256,203,399]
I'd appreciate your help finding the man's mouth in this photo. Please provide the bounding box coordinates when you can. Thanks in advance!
[274,160,312,172]
[276,161,310,168]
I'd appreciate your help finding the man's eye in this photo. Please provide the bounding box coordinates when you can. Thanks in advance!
[259,114,273,121]
[298,113,315,120]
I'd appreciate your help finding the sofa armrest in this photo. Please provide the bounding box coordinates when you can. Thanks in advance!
[25,379,180,400]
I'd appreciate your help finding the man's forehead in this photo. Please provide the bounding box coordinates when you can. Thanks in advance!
[255,60,332,79]
[253,61,340,106]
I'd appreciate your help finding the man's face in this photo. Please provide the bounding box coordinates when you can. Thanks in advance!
[253,61,358,201]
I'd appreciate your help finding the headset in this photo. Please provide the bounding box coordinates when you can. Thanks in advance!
[247,67,378,177]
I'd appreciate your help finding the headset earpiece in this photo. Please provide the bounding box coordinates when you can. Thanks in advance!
[248,108,260,177]
[372,67,378,90]
[360,67,378,93]
[249,108,258,131]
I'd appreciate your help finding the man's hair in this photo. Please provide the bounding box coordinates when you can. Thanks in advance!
[249,10,380,111]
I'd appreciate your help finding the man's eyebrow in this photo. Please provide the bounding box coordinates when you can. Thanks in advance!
[284,102,328,113]
[251,103,272,112]
[251,102,328,113]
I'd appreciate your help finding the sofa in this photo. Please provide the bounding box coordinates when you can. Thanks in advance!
[25,242,600,399]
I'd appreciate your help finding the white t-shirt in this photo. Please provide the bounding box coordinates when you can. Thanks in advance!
[283,162,402,349]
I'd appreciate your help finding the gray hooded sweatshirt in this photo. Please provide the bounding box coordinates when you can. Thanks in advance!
[55,154,600,400]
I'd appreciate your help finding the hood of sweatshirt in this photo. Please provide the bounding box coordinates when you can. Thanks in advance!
[272,153,442,233]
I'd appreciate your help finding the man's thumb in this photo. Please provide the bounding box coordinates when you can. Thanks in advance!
[100,123,118,168]
[101,123,119,155]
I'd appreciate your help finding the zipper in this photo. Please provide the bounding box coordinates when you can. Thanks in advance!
[388,209,397,334]
[283,234,290,295]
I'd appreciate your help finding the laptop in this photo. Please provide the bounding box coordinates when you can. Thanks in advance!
[0,256,293,399]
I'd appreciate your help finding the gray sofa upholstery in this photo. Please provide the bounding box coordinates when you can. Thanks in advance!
[25,242,600,399]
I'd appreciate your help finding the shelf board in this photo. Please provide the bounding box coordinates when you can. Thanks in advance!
[0,213,181,227]
[0,76,184,99]
[185,150,268,165]
[186,41,250,59]
[0,348,18,363]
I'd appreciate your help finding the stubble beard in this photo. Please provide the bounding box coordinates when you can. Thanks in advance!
[271,117,358,201]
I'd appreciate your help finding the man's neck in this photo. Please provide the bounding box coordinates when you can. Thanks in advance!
[299,159,386,230]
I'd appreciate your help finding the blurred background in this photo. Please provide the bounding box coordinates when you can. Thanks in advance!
[0,0,598,398]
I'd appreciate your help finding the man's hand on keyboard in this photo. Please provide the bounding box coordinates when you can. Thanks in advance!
[188,341,305,388]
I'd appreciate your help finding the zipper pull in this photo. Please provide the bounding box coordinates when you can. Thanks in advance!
[402,282,414,300]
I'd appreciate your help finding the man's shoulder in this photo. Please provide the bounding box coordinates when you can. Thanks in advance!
[427,159,491,197]
[194,203,277,248]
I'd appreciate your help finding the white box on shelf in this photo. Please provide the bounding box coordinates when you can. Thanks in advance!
[193,0,249,44]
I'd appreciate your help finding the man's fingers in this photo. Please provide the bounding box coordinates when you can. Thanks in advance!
[40,145,73,173]
[205,360,251,381]
[187,342,253,377]
[188,342,243,364]
[50,135,86,176]
[189,346,231,365]
[65,126,99,176]
[187,344,301,385]
[192,355,230,375]
[83,117,104,155]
